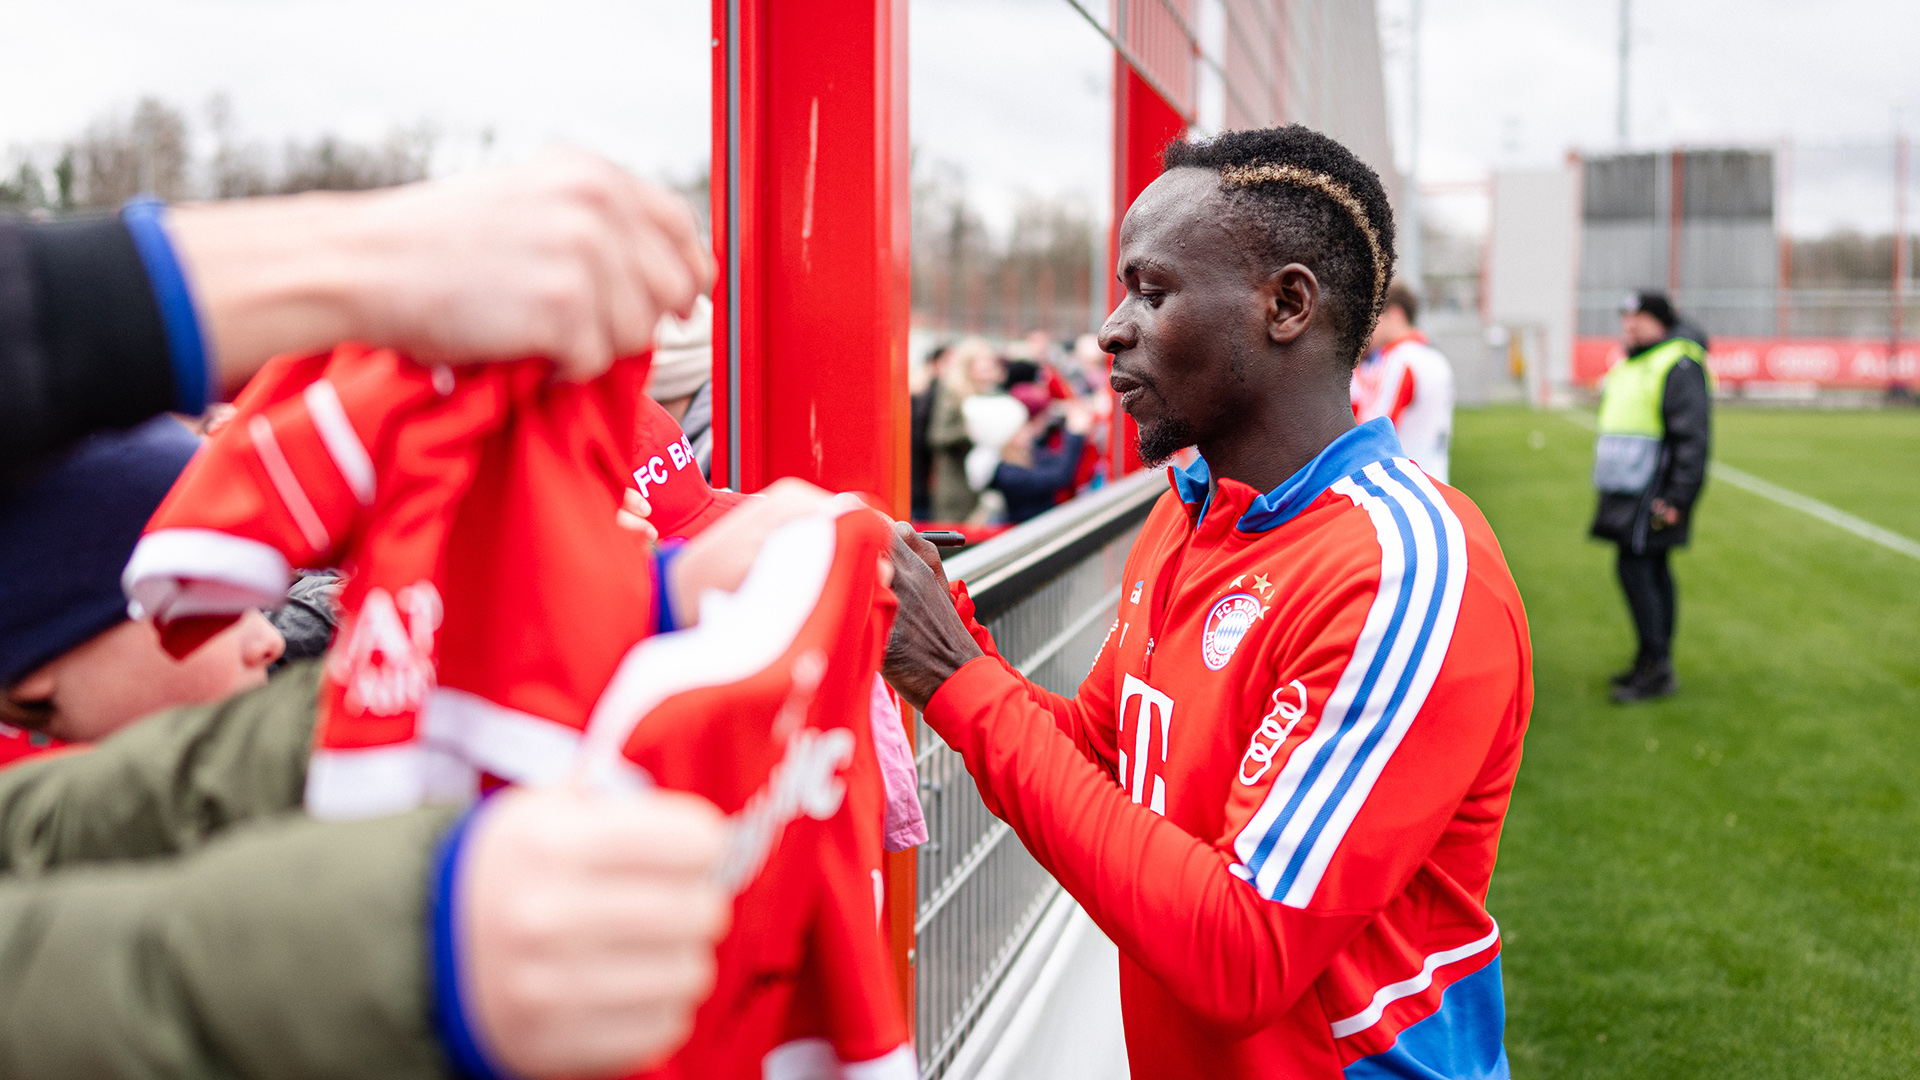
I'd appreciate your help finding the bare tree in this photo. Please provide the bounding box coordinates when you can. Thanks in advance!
[911,155,1099,338]
[276,128,433,194]
[912,157,991,331]
[1790,230,1907,286]
[207,92,272,198]
[0,159,48,210]
[70,97,191,207]
[53,152,74,210]
[1004,194,1096,338]
[50,93,437,206]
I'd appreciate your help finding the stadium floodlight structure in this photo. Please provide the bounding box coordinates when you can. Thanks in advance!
[1617,0,1631,148]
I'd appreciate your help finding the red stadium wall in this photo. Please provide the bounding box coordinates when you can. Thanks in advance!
[1574,337,1920,390]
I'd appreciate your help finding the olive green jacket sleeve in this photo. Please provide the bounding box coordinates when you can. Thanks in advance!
[0,805,461,1080]
[0,661,321,876]
[0,662,463,1078]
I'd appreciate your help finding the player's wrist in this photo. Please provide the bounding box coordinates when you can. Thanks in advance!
[884,628,980,711]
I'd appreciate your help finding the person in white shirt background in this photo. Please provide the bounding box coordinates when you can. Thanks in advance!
[1350,279,1455,483]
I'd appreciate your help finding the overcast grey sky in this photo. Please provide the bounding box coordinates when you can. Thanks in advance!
[4,0,1916,235]
[1378,0,1920,234]
[0,0,713,180]
[911,0,1112,234]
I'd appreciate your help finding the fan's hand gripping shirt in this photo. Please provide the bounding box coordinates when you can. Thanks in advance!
[925,418,1531,1079]
[586,500,914,1080]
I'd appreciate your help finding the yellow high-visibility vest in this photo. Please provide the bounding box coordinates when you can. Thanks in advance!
[1596,338,1705,437]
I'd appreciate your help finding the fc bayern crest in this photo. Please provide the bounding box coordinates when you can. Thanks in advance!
[1201,593,1262,670]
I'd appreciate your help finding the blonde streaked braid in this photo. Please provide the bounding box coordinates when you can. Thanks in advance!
[1218,162,1390,357]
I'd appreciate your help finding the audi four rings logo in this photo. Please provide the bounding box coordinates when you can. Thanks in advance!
[1239,679,1310,786]
[1201,592,1262,670]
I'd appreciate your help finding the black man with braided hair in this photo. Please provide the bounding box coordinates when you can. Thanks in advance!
[884,125,1532,1079]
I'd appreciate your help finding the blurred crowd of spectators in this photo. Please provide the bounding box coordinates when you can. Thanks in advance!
[909,331,1113,529]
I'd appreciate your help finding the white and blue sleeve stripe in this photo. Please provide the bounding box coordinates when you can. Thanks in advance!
[1230,459,1468,908]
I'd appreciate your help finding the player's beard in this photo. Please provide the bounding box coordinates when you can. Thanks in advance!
[1135,413,1197,467]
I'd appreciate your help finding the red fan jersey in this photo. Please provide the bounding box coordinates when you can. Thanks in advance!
[125,346,910,1076]
[580,498,912,1080]
[0,724,65,768]
[926,418,1531,1079]
[123,345,655,817]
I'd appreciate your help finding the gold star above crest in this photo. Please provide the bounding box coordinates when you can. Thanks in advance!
[1252,573,1274,599]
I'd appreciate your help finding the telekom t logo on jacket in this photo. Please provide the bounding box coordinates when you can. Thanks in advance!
[1117,673,1175,815]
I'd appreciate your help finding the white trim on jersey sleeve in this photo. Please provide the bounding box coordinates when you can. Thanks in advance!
[122,528,293,621]
[422,687,584,786]
[764,1039,917,1080]
[1328,922,1499,1039]
[303,378,378,505]
[305,743,476,821]
[1228,459,1469,908]
[248,414,333,552]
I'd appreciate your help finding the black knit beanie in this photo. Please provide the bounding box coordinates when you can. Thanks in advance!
[0,417,201,687]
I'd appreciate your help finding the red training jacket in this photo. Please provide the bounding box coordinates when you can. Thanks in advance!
[925,418,1531,1078]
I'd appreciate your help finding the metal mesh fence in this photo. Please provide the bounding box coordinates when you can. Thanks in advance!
[912,514,1144,1079]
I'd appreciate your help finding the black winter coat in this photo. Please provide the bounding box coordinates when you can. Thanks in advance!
[1,215,181,486]
[1590,349,1712,551]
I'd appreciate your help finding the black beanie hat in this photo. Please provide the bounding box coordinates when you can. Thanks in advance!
[0,418,201,687]
[1623,291,1678,330]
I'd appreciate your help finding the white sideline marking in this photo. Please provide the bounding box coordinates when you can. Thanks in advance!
[1707,462,1920,562]
[1554,411,1920,562]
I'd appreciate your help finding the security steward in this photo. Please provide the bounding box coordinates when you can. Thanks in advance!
[1592,291,1711,703]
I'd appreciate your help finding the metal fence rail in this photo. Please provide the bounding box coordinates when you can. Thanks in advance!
[913,470,1165,1079]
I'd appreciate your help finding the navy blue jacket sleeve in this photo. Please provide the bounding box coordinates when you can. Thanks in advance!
[991,432,1086,517]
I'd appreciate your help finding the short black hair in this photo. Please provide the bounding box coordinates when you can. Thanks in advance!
[1161,125,1396,367]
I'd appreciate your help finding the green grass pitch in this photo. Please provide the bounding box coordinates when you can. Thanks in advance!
[1452,406,1920,1078]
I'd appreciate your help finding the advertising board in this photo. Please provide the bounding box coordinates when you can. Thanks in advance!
[1573,337,1920,390]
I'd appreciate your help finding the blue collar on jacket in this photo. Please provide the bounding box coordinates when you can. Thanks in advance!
[1172,417,1406,534]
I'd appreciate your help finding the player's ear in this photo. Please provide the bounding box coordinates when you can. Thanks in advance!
[1266,264,1317,346]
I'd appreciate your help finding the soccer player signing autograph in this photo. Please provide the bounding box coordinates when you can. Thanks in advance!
[884,126,1532,1080]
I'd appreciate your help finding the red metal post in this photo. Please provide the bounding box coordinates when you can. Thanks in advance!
[710,0,910,514]
[1108,59,1188,479]
[710,0,914,1013]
